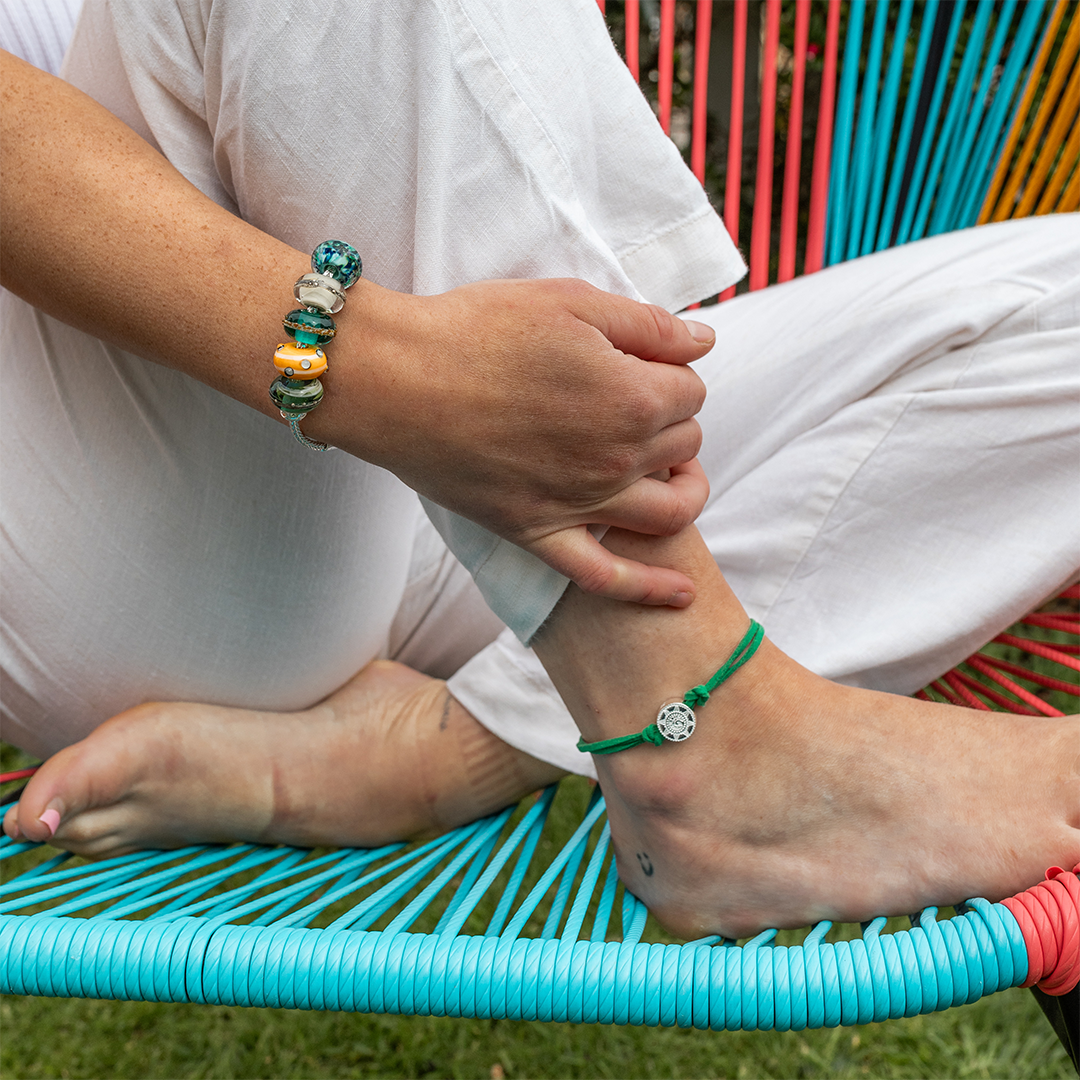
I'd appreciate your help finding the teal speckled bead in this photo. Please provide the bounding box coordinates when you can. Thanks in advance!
[311,240,362,289]
[283,308,336,345]
[270,375,324,414]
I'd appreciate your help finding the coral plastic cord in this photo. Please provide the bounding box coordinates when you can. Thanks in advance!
[804,0,841,275]
[690,0,712,186]
[1003,865,1080,996]
[0,769,39,785]
[720,0,748,302]
[777,0,809,283]
[749,0,781,292]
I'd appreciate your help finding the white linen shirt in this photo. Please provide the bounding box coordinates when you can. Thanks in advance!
[63,0,745,641]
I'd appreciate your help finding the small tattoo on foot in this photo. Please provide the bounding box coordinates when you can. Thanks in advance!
[636,851,654,877]
[439,694,452,731]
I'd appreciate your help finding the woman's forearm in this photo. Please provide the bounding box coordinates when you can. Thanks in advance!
[1,50,309,420]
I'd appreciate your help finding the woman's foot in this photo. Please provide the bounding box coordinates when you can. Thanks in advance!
[2,661,565,857]
[532,526,1080,939]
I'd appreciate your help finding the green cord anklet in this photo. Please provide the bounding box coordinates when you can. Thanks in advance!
[575,619,764,755]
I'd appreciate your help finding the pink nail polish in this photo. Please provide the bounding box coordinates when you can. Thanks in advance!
[38,808,61,837]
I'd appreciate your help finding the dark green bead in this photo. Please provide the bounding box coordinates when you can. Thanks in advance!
[311,240,362,288]
[270,375,324,414]
[283,308,336,345]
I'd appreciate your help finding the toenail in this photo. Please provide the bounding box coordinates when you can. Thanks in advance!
[38,808,61,837]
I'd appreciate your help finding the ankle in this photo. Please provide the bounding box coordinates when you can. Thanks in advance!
[532,527,759,743]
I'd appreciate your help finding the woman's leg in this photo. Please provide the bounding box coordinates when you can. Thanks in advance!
[14,217,1080,937]
[689,215,1079,691]
[532,524,1077,939]
[3,658,564,857]
[449,216,1080,773]
[524,218,1080,936]
[3,519,555,860]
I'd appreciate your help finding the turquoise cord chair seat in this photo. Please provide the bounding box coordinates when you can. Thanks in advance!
[0,784,1038,1027]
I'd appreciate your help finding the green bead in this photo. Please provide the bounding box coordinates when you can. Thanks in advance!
[311,240,362,288]
[270,375,324,414]
[283,308,336,345]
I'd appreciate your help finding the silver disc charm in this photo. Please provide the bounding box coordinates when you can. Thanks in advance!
[655,701,696,743]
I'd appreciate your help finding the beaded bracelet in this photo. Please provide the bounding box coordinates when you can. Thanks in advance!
[576,620,764,755]
[270,240,363,451]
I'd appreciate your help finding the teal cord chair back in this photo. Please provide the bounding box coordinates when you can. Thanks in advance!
[3,0,1078,1030]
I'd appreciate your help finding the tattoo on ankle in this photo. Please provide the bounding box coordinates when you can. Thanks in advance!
[439,694,451,731]
[636,851,654,877]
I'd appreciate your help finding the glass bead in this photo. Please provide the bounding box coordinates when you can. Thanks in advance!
[270,375,324,414]
[311,240,362,289]
[274,342,327,379]
[283,308,336,345]
[294,273,346,314]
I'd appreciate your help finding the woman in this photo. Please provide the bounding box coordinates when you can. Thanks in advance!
[2,0,1076,937]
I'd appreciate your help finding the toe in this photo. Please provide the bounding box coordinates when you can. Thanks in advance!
[3,804,22,840]
[7,740,94,845]
[12,788,67,844]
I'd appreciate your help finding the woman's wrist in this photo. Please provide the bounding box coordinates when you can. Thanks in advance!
[295,277,417,461]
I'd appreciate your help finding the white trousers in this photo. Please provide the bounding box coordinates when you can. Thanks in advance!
[452,215,1080,772]
[2,216,1078,773]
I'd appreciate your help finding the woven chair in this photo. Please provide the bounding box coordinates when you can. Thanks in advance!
[3,0,1078,1034]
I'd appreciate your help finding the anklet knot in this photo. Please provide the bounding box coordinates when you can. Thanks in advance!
[577,620,764,755]
[1003,863,1080,995]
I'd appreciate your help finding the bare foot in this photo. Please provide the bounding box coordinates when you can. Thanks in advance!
[2,660,565,857]
[532,526,1080,939]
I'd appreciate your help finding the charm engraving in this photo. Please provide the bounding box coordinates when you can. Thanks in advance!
[655,701,696,742]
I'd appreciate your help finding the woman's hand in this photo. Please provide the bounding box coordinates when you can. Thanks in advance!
[308,277,714,604]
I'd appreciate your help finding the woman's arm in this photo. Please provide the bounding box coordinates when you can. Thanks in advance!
[1,51,715,604]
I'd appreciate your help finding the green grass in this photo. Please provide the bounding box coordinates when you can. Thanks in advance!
[0,984,1071,1080]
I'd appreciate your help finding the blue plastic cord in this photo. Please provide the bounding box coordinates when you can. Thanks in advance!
[929,0,1019,234]
[0,792,1032,1028]
[844,0,892,261]
[590,857,620,944]
[954,0,1050,228]
[484,803,549,936]
[874,0,942,250]
[826,0,867,266]
[774,0,1039,260]
[894,0,968,245]
[860,0,916,255]
[920,0,1002,236]
[538,805,601,940]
